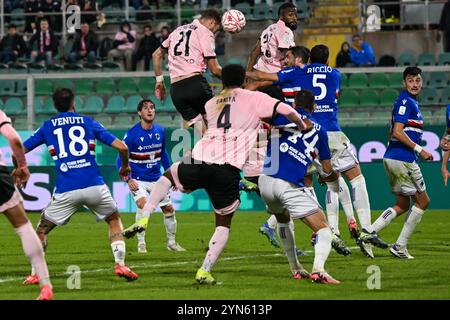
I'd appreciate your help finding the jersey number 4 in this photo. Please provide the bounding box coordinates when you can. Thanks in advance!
[217,104,231,132]
[53,126,89,158]
[174,30,192,56]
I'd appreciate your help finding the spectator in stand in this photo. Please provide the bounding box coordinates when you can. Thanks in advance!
[132,25,159,71]
[438,0,450,52]
[158,26,170,44]
[349,34,375,67]
[24,0,41,33]
[79,0,98,25]
[0,24,28,64]
[39,0,62,32]
[28,19,59,65]
[107,21,136,71]
[335,41,352,68]
[69,21,98,63]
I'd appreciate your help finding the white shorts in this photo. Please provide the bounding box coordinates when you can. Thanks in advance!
[43,185,118,226]
[131,180,171,207]
[258,174,321,219]
[327,131,358,172]
[383,158,426,196]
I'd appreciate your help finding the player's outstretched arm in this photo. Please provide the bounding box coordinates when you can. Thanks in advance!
[152,47,167,100]
[111,139,131,181]
[246,70,279,82]
[247,40,261,71]
[207,58,222,79]
[392,122,433,161]
[276,102,306,130]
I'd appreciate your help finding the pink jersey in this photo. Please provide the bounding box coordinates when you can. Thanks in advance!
[162,19,216,80]
[253,20,295,73]
[0,110,13,166]
[192,88,280,170]
[242,123,268,177]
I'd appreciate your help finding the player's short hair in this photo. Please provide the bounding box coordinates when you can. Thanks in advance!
[295,89,315,112]
[278,2,297,16]
[403,66,422,80]
[310,44,329,64]
[137,99,155,112]
[222,64,246,88]
[200,9,221,24]
[53,88,75,113]
[289,46,310,63]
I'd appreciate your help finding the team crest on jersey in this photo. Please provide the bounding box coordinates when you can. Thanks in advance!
[155,133,160,140]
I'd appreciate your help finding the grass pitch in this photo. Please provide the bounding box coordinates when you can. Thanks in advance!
[0,210,449,300]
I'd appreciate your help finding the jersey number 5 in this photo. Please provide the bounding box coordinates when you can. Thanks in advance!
[312,74,327,101]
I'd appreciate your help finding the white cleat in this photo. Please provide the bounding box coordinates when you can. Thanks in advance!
[390,244,414,259]
[137,242,147,253]
[167,243,186,252]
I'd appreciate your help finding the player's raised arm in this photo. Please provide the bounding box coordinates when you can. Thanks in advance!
[275,102,306,130]
[152,46,167,100]
[207,57,222,79]
[246,70,279,82]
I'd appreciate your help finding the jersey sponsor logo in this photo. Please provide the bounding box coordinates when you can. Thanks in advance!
[60,163,68,172]
[280,142,289,152]
[398,106,406,115]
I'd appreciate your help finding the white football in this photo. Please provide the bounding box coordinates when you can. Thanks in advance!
[222,9,246,33]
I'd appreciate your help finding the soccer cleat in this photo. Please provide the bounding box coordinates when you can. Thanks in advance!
[311,271,341,285]
[122,217,148,239]
[360,228,389,249]
[167,243,187,252]
[347,218,360,239]
[36,285,53,300]
[23,274,39,285]
[259,222,280,248]
[114,264,139,281]
[137,242,147,253]
[356,238,374,259]
[331,233,351,256]
[390,244,414,259]
[239,178,259,193]
[195,269,216,285]
[292,269,310,280]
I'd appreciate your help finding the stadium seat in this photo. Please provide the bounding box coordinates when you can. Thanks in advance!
[420,87,439,105]
[438,52,450,65]
[102,61,122,72]
[15,80,27,96]
[0,63,8,73]
[105,95,126,113]
[73,79,94,95]
[74,96,84,110]
[83,96,104,113]
[0,80,16,96]
[148,95,163,109]
[421,109,433,119]
[338,90,359,108]
[387,73,403,88]
[28,63,46,73]
[252,4,271,20]
[428,72,448,88]
[370,111,391,126]
[34,97,46,114]
[138,78,156,94]
[125,95,143,112]
[348,73,368,89]
[11,8,25,27]
[397,52,416,66]
[93,115,113,127]
[0,99,3,108]
[368,73,389,89]
[46,64,64,72]
[35,81,54,96]
[63,63,84,72]
[417,53,435,66]
[297,1,310,19]
[379,88,399,107]
[8,62,27,73]
[83,63,103,72]
[53,79,74,90]
[12,116,28,130]
[440,88,450,105]
[359,89,379,107]
[95,79,116,94]
[340,73,348,89]
[113,115,134,129]
[118,78,139,95]
[3,97,25,115]
[235,2,252,18]
[43,97,55,113]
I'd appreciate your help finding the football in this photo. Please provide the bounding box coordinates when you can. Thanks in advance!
[221,9,246,33]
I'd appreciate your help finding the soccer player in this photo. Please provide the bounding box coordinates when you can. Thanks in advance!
[259,89,340,284]
[246,2,298,100]
[22,88,139,283]
[440,104,450,185]
[0,110,53,300]
[118,99,185,253]
[152,9,222,132]
[370,67,433,259]
[246,44,389,258]
[122,64,307,284]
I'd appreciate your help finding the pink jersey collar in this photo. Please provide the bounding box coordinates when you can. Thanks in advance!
[193,19,214,38]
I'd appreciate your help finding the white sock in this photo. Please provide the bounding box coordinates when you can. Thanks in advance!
[164,213,177,246]
[267,215,277,229]
[325,180,340,235]
[135,208,146,244]
[350,175,373,232]
[16,221,52,287]
[277,222,301,274]
[111,240,126,266]
[396,206,424,247]
[338,177,355,223]
[372,207,397,233]
[313,227,332,273]
[201,226,229,272]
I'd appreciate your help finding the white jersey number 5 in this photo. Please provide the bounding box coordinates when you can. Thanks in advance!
[313,74,327,101]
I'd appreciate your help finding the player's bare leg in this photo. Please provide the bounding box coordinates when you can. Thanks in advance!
[195,212,233,285]
[4,205,53,299]
[274,210,309,280]
[302,211,340,284]
[105,212,139,280]
[162,204,186,252]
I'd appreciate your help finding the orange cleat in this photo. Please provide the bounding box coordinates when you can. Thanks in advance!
[114,264,139,281]
[292,269,310,280]
[311,272,341,285]
[23,274,39,285]
[36,285,53,300]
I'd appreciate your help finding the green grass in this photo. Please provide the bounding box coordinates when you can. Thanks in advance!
[0,210,449,300]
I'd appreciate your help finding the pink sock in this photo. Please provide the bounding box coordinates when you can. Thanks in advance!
[201,226,230,272]
[15,221,52,288]
[142,176,173,216]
